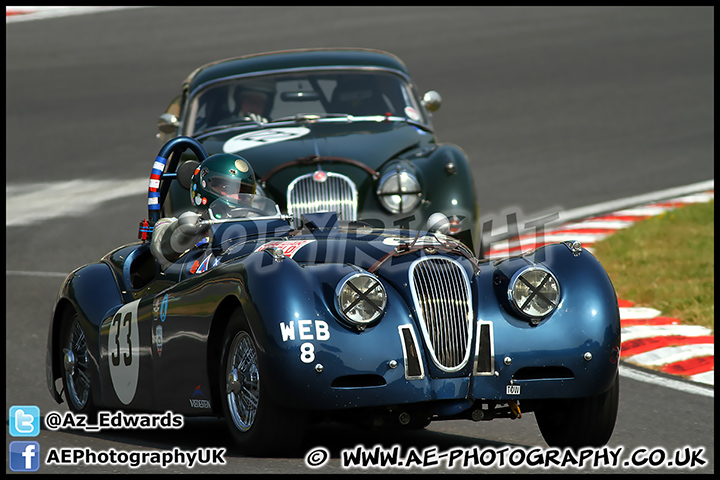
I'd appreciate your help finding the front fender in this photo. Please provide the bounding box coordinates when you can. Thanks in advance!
[229,241,620,411]
[473,243,621,400]
[46,262,124,405]
[240,250,450,410]
[370,145,479,251]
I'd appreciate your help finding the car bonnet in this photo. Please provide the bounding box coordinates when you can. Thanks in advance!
[197,121,428,173]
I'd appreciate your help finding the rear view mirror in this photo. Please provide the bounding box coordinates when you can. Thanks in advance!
[280,91,320,102]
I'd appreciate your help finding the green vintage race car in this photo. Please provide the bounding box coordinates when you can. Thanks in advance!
[157,48,481,253]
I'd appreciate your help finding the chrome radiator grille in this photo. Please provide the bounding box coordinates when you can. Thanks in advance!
[287,172,357,226]
[409,257,473,372]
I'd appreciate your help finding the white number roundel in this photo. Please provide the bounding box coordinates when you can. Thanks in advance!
[223,127,310,153]
[107,300,140,405]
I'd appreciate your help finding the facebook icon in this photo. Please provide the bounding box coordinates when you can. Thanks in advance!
[9,441,41,472]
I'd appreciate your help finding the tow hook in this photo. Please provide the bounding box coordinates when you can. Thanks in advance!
[508,400,522,419]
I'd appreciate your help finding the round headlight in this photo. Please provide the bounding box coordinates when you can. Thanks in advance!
[336,272,387,326]
[377,170,422,214]
[508,265,560,320]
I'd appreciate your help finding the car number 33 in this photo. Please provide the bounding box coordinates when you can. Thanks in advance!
[107,300,140,405]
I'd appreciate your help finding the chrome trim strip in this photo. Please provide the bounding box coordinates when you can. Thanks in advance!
[408,256,473,372]
[193,115,429,141]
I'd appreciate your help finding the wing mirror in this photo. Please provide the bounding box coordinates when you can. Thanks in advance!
[422,91,442,112]
[157,113,180,134]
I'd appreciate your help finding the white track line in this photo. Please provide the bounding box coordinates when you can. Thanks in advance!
[6,178,148,227]
[690,370,714,385]
[6,6,145,23]
[619,364,713,397]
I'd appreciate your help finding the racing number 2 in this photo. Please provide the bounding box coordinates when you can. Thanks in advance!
[107,300,141,405]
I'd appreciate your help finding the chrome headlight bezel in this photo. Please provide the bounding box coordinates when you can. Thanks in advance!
[335,272,387,328]
[507,265,560,322]
[376,170,422,214]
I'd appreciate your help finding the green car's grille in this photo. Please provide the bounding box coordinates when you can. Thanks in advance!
[286,172,357,226]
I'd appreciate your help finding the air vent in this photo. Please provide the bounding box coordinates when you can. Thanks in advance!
[331,374,386,388]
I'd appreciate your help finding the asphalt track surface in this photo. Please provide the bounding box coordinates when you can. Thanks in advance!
[6,6,714,474]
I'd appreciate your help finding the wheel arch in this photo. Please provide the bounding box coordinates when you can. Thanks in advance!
[47,298,103,409]
[206,295,245,416]
[47,298,76,403]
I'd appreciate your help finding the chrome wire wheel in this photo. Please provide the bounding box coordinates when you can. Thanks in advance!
[62,315,91,411]
[225,331,260,432]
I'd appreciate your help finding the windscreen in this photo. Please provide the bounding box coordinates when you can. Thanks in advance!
[186,70,425,135]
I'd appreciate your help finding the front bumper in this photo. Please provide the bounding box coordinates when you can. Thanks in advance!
[261,305,619,413]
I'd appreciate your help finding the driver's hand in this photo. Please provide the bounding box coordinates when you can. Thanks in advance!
[246,112,268,123]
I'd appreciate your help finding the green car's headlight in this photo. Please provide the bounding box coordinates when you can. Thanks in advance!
[336,272,387,328]
[508,265,560,322]
[376,170,422,214]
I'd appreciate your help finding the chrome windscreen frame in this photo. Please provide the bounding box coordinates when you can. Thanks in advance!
[183,65,430,137]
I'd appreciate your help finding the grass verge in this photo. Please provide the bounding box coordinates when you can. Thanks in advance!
[591,199,714,333]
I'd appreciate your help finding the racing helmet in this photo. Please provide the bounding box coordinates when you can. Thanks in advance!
[190,153,257,208]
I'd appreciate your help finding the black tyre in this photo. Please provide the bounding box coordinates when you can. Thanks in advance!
[59,310,95,413]
[219,310,305,456]
[535,373,619,449]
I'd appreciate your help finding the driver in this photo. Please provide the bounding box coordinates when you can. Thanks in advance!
[222,79,275,124]
[150,153,258,270]
[236,88,269,123]
[234,79,275,123]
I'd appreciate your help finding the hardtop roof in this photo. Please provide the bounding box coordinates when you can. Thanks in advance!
[183,48,410,93]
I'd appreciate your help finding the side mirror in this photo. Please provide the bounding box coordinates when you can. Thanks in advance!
[157,113,180,134]
[422,91,442,112]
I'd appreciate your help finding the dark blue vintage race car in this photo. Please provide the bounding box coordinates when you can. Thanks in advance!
[156,48,481,254]
[46,137,620,456]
